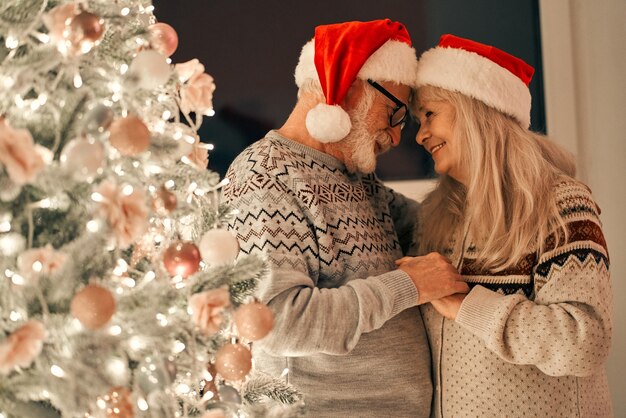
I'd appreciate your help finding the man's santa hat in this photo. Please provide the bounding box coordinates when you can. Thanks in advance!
[415,34,535,128]
[295,19,417,143]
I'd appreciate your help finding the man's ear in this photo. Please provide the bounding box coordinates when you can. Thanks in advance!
[341,80,366,112]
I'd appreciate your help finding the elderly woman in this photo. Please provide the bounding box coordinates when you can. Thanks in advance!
[399,34,613,417]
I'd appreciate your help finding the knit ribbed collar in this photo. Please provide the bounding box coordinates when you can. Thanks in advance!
[265,130,347,171]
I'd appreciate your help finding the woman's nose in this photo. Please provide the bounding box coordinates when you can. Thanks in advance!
[415,125,429,145]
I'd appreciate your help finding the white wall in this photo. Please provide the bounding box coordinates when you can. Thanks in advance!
[540,0,626,414]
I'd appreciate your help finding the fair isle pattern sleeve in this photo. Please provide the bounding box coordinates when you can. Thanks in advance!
[222,133,418,357]
[455,178,612,377]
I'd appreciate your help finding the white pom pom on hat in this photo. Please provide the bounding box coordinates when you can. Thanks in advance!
[415,34,535,128]
[294,19,418,142]
[305,103,352,143]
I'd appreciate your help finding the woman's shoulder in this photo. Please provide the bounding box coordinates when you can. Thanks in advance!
[553,175,601,223]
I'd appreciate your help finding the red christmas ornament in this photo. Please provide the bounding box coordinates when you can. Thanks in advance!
[163,241,201,278]
[108,115,151,156]
[214,343,252,381]
[70,284,116,329]
[149,22,178,57]
[233,302,274,341]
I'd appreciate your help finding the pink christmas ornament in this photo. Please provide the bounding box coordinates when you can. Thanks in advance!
[65,11,105,54]
[98,386,134,418]
[42,3,78,44]
[163,241,202,278]
[233,302,274,341]
[149,22,179,57]
[60,137,105,182]
[188,287,231,335]
[0,120,45,185]
[152,185,177,213]
[108,115,151,156]
[71,284,116,329]
[0,320,46,375]
[95,180,148,249]
[187,141,209,170]
[175,59,216,116]
[214,343,252,381]
[199,229,239,265]
[180,73,216,116]
[17,244,67,284]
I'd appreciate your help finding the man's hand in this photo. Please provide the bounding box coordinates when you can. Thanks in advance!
[396,253,469,305]
[430,293,467,320]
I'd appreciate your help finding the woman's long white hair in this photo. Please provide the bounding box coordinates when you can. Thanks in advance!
[416,86,576,271]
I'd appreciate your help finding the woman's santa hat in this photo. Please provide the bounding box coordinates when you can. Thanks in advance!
[415,34,535,128]
[295,19,417,143]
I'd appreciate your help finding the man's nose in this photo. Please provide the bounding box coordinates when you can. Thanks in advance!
[390,126,402,147]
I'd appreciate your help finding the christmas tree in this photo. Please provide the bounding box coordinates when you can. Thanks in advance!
[0,1,302,417]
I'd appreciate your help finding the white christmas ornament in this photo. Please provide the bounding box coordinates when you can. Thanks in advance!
[60,138,105,182]
[129,50,171,90]
[199,229,240,265]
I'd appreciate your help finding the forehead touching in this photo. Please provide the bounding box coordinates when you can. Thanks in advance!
[412,86,451,112]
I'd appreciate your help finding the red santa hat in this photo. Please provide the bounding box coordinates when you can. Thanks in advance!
[294,19,417,143]
[415,34,535,128]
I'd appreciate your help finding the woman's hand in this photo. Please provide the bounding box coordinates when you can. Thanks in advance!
[430,293,467,320]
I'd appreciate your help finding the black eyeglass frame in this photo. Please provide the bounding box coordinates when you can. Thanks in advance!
[367,79,409,129]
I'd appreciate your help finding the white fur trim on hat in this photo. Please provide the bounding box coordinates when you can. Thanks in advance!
[305,103,352,143]
[415,47,531,127]
[295,40,417,87]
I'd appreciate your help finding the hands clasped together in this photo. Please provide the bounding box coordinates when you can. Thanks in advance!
[396,253,469,320]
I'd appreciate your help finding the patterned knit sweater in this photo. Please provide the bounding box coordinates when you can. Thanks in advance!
[415,178,613,417]
[223,131,432,417]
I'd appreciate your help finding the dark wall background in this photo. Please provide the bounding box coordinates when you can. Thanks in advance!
[153,0,544,180]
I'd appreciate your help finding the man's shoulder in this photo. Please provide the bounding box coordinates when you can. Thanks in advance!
[228,134,302,177]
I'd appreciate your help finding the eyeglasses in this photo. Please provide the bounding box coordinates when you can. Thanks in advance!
[367,79,408,129]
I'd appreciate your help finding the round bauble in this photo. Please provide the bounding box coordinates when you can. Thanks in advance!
[163,241,201,278]
[71,284,116,329]
[199,229,239,265]
[217,384,242,404]
[214,343,252,381]
[198,401,239,418]
[149,23,178,57]
[82,104,114,137]
[60,137,105,182]
[98,386,134,418]
[233,301,274,342]
[67,11,105,54]
[0,177,21,202]
[108,115,151,156]
[129,50,171,90]
[136,356,177,394]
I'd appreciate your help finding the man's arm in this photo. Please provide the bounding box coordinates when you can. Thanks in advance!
[223,173,418,356]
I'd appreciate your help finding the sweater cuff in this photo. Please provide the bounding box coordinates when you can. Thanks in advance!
[455,285,505,342]
[375,269,418,317]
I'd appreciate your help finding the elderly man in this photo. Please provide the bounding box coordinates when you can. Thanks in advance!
[223,19,467,417]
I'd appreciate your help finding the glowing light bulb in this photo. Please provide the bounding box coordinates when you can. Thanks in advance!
[50,365,66,378]
[5,36,18,49]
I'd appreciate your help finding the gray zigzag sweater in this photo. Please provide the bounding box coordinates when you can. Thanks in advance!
[223,131,431,417]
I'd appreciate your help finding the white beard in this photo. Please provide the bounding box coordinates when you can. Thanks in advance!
[342,114,392,174]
